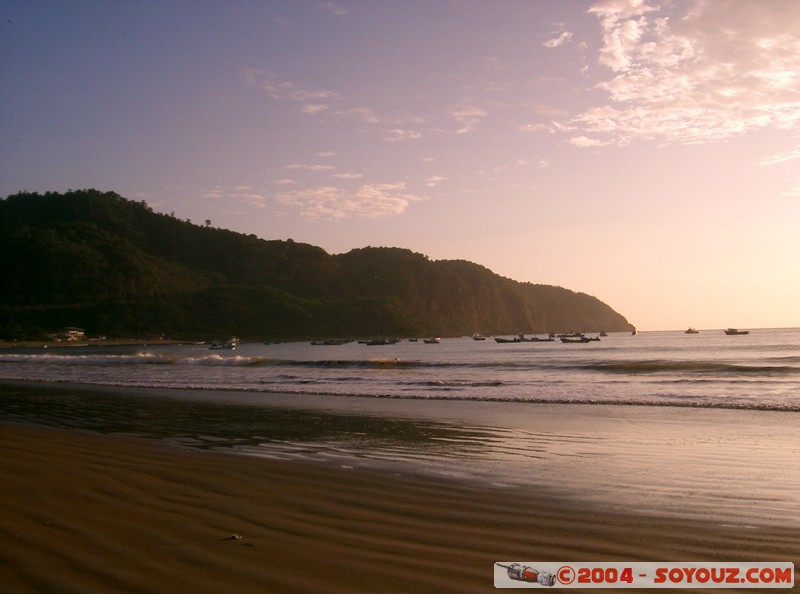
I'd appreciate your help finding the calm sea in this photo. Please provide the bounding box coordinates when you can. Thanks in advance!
[2,328,799,527]
[1,328,799,410]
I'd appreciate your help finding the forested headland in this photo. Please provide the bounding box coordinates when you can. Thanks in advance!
[1,190,635,341]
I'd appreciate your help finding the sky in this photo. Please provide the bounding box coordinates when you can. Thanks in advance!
[2,0,799,331]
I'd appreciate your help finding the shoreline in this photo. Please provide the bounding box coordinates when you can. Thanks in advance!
[2,423,798,593]
[2,379,799,533]
[2,376,798,413]
[0,339,188,350]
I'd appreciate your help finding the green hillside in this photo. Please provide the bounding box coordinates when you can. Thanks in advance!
[0,190,634,340]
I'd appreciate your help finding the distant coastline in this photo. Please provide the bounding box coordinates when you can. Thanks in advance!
[1,190,635,341]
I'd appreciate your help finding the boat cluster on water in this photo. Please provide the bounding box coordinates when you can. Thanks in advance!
[685,328,751,335]
[494,332,606,344]
[309,333,605,346]
[208,336,240,350]
[310,337,441,346]
[306,327,751,346]
[212,328,753,348]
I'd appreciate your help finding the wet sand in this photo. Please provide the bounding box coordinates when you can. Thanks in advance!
[1,424,797,593]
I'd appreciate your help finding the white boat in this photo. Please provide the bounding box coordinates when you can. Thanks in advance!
[529,336,554,342]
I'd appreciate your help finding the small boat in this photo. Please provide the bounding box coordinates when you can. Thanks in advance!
[423,337,440,344]
[529,336,554,342]
[494,336,522,343]
[209,340,236,350]
[685,328,699,334]
[724,328,750,335]
[560,336,592,344]
[471,334,486,341]
[494,334,532,343]
[560,334,601,343]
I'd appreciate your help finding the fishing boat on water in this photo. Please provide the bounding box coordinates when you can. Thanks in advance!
[724,328,750,335]
[494,334,533,343]
[209,337,238,350]
[494,336,522,343]
[560,334,601,344]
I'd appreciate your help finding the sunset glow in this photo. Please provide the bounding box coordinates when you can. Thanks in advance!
[2,0,799,330]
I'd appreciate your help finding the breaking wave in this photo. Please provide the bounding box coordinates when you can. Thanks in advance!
[3,352,798,377]
[589,360,800,375]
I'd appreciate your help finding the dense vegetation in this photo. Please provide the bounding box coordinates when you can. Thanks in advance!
[0,190,634,340]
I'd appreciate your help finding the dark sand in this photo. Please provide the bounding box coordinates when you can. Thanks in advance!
[1,424,797,593]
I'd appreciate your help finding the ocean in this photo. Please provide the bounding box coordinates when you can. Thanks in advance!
[2,328,799,527]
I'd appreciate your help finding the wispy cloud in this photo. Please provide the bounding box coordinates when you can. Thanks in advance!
[244,69,338,112]
[567,0,800,147]
[589,0,659,72]
[759,150,800,197]
[275,183,425,220]
[424,176,446,187]
[516,158,551,169]
[332,172,364,180]
[531,104,569,117]
[783,178,800,197]
[448,104,488,134]
[519,123,551,133]
[384,128,422,142]
[336,107,380,124]
[569,135,609,147]
[302,104,329,115]
[317,1,349,16]
[286,164,336,171]
[202,186,268,209]
[202,189,224,200]
[543,30,573,48]
[756,149,800,167]
[203,179,426,220]
[244,70,402,133]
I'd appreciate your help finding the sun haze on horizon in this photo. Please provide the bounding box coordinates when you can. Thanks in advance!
[1,0,798,331]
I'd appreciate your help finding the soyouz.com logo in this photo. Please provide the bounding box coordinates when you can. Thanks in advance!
[494,562,794,588]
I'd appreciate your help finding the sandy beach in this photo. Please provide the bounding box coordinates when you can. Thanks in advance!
[0,423,797,593]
